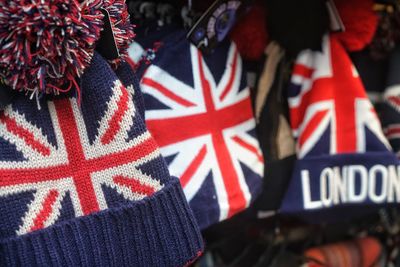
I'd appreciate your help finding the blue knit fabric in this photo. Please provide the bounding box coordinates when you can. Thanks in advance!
[0,179,202,266]
[0,53,203,266]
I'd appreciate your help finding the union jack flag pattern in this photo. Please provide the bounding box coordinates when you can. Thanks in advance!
[0,53,203,266]
[0,78,165,235]
[133,31,264,229]
[280,35,400,217]
[288,35,390,158]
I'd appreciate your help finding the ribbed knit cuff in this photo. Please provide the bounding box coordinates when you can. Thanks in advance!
[0,178,203,267]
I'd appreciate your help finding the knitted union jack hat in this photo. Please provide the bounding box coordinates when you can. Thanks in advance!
[129,28,264,230]
[0,52,203,266]
[280,34,400,219]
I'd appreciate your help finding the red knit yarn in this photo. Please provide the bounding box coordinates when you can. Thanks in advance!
[230,4,268,61]
[334,0,378,52]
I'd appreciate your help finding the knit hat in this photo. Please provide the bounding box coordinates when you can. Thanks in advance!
[280,34,400,218]
[0,52,203,266]
[130,28,264,229]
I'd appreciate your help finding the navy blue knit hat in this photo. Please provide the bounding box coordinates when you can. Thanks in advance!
[280,34,400,219]
[0,52,203,266]
[129,28,264,230]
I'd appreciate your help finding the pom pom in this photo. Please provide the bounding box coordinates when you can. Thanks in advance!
[0,0,104,95]
[334,0,378,52]
[104,0,136,67]
[230,4,268,61]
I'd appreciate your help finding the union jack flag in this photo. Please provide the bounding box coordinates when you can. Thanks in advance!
[136,38,264,229]
[288,35,390,158]
[0,78,164,237]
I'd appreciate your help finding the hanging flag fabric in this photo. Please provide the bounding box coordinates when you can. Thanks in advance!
[131,29,264,229]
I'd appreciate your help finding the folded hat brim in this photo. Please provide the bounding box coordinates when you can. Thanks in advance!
[0,178,203,267]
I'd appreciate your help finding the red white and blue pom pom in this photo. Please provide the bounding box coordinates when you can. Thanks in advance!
[104,0,136,67]
[0,0,105,95]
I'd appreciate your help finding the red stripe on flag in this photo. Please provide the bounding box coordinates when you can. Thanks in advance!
[101,86,130,145]
[146,97,253,147]
[299,109,329,148]
[114,176,156,196]
[55,99,100,215]
[292,64,314,79]
[385,127,400,136]
[142,78,196,107]
[29,190,59,232]
[213,133,247,218]
[198,51,247,217]
[0,137,159,187]
[232,136,263,163]
[388,96,400,107]
[125,57,138,70]
[0,114,51,156]
[180,146,207,187]
[219,49,239,101]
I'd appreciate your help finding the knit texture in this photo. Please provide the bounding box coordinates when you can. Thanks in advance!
[0,0,135,95]
[0,52,203,266]
[280,35,400,219]
[130,29,264,230]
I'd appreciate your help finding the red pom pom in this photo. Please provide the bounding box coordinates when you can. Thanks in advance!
[334,0,378,51]
[0,0,104,94]
[230,4,268,61]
